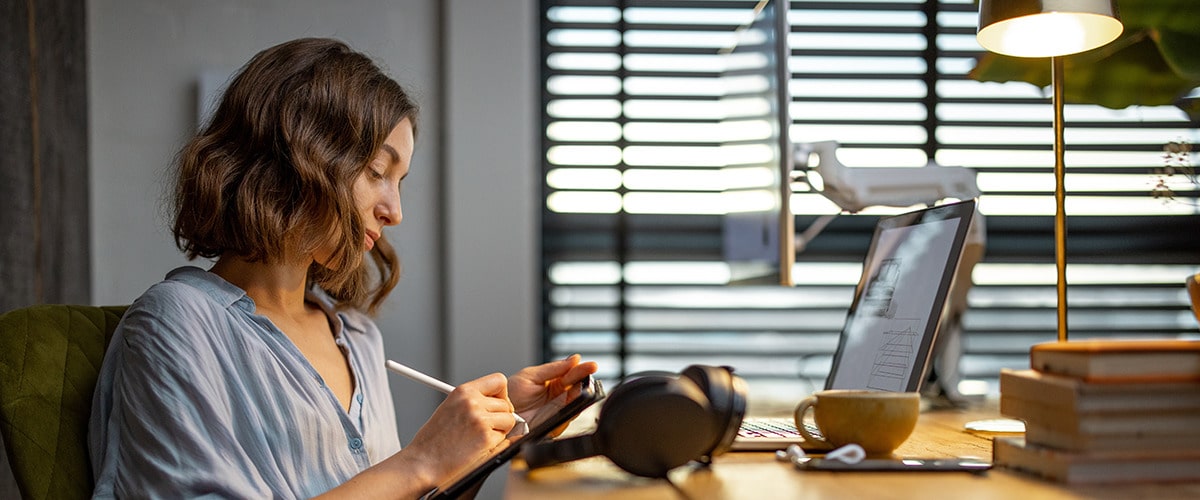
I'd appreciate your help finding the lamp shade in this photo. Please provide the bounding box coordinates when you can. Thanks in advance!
[977,0,1123,58]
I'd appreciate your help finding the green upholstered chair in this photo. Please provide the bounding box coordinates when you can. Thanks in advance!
[0,304,127,500]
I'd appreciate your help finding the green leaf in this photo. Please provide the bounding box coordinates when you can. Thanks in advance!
[1155,30,1200,80]
[968,53,1050,88]
[968,0,1200,122]
[1116,0,1200,32]
[1063,34,1196,110]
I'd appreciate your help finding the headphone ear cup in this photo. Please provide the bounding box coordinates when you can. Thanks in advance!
[595,375,715,478]
[681,365,748,457]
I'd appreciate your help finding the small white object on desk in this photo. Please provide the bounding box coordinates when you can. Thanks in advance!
[963,418,1025,433]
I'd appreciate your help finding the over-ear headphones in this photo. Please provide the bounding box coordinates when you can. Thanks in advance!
[522,364,747,478]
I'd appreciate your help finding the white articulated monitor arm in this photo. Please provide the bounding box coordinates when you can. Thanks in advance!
[790,140,985,254]
[795,140,981,213]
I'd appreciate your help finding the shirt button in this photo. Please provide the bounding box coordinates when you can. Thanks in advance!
[357,393,364,403]
[349,438,363,450]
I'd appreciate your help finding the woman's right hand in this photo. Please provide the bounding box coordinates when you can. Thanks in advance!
[318,373,517,499]
[397,373,517,484]
[412,372,517,465]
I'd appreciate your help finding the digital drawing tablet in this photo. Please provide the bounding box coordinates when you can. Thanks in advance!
[421,375,605,500]
[794,457,991,473]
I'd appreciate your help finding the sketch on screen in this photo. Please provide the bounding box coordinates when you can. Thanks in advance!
[829,219,959,391]
[863,258,901,318]
[869,323,920,391]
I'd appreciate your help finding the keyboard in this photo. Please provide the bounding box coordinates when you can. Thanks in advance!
[731,417,830,452]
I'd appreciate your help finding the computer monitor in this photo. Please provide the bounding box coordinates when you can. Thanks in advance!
[720,0,794,286]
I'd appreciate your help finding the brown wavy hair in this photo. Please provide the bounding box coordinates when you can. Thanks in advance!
[172,38,418,315]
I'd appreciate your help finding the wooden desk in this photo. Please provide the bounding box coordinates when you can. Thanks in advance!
[505,406,1200,499]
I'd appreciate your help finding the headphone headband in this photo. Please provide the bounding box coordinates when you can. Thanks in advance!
[521,364,747,478]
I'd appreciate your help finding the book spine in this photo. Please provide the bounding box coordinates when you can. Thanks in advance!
[993,437,1200,484]
[1001,396,1200,435]
[999,369,1200,412]
[1024,423,1200,453]
[1030,351,1200,382]
[993,437,1071,482]
[998,369,1079,411]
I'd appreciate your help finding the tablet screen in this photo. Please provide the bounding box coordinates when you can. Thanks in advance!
[826,199,975,393]
[421,376,604,499]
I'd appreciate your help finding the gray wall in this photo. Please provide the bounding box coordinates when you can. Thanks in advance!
[445,0,540,385]
[87,0,536,496]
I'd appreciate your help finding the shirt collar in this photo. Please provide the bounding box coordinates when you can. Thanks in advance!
[165,266,253,312]
[164,265,370,335]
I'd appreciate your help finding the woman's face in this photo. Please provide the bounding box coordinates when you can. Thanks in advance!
[355,118,414,251]
[314,118,413,266]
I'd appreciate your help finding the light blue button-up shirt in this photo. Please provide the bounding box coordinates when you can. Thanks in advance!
[89,266,401,498]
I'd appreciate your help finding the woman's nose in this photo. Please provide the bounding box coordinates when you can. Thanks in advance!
[378,190,402,226]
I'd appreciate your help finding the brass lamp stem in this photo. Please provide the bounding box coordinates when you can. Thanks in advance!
[1052,56,1068,342]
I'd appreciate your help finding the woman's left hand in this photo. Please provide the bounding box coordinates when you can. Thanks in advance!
[508,354,599,415]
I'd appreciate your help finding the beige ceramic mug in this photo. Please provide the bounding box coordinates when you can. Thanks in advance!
[794,390,920,456]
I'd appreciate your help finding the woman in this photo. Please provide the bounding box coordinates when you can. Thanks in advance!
[88,37,596,499]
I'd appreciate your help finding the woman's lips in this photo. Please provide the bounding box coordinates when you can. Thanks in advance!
[365,230,380,250]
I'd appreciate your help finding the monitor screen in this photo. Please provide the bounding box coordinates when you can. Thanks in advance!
[720,0,794,286]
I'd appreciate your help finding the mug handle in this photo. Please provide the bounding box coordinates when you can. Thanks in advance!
[1187,273,1200,328]
[794,396,831,448]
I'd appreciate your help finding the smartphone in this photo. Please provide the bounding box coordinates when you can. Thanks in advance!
[421,375,605,500]
[795,457,992,473]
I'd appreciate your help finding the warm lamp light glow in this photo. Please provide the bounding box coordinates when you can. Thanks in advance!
[978,12,1122,58]
[977,0,1122,58]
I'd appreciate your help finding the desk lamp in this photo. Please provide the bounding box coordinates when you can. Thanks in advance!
[976,0,1123,341]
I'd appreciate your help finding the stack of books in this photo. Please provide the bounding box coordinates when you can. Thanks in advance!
[993,339,1200,484]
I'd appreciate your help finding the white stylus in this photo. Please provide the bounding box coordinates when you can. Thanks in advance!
[385,360,527,426]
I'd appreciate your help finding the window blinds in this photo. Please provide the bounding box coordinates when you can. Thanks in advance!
[540,0,1199,401]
